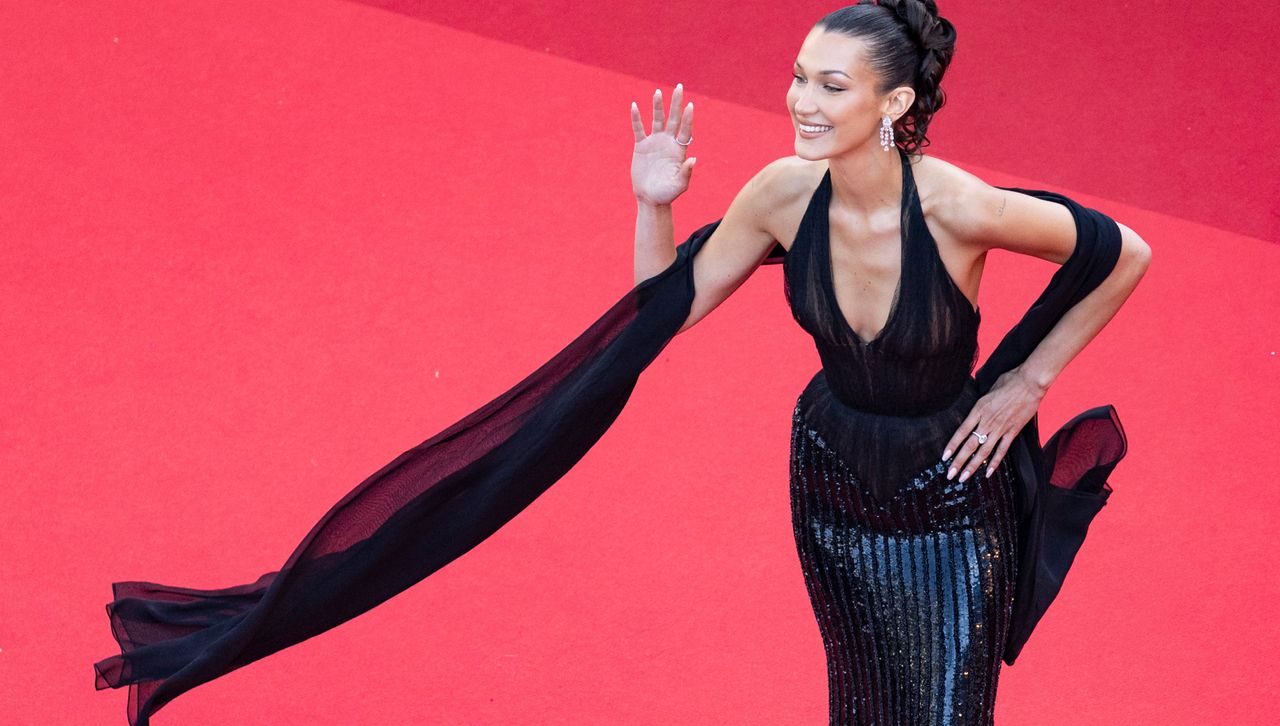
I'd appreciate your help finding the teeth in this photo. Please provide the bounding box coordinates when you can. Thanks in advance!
[800,124,832,133]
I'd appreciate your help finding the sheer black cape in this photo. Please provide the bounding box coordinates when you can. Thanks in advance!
[93,187,1127,724]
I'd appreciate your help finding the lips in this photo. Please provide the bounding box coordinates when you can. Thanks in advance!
[798,122,833,137]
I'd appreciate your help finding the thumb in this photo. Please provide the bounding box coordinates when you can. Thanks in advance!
[682,157,697,177]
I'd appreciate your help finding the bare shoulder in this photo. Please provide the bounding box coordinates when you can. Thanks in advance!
[672,156,825,333]
[913,153,1085,264]
[743,155,827,253]
[909,154,1001,251]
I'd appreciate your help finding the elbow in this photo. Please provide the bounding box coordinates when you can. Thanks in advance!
[1117,222,1152,280]
[1138,242,1152,274]
[1130,238,1152,280]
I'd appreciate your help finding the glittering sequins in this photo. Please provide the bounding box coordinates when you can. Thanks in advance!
[790,402,1018,725]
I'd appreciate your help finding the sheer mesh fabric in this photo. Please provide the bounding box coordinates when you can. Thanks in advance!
[92,221,721,726]
[783,149,983,504]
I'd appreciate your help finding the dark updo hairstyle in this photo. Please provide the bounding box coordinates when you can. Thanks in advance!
[814,0,957,157]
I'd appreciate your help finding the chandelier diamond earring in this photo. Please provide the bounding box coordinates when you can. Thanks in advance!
[880,115,895,151]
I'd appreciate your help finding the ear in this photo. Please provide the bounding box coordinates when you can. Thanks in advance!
[883,86,916,118]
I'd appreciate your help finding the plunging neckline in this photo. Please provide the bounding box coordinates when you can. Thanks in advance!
[820,151,911,348]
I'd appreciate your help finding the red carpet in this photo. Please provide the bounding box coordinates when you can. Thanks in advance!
[2,1,1276,724]
[361,0,1280,244]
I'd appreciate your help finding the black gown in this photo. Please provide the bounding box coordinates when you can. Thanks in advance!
[94,150,1128,726]
[785,148,1017,725]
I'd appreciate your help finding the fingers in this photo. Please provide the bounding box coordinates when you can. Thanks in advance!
[942,405,991,482]
[945,434,977,481]
[942,406,983,462]
[947,428,1004,483]
[634,84,696,147]
[942,375,1038,482]
[635,84,693,144]
[670,83,683,133]
[675,99,694,145]
[651,88,664,134]
[946,436,981,482]
[630,102,645,144]
[984,435,1013,478]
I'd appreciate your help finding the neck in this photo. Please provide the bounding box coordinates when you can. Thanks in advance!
[826,143,903,217]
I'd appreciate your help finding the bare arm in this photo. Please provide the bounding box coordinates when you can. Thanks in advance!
[675,163,786,334]
[628,84,782,331]
[634,200,676,286]
[632,165,779,332]
[960,184,1153,392]
[940,180,1152,483]
[1010,220,1151,391]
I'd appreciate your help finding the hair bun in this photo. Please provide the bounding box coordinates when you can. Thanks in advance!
[885,0,952,54]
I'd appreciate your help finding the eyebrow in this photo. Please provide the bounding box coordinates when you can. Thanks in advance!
[794,62,852,79]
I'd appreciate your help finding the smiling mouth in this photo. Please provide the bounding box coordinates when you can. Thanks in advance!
[798,123,833,134]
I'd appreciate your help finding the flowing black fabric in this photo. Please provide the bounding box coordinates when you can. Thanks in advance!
[969,187,1129,665]
[94,181,1127,723]
[92,222,714,725]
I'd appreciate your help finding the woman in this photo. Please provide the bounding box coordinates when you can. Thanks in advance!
[630,2,1149,724]
[93,2,1147,724]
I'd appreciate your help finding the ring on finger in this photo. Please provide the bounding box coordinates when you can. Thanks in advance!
[676,136,693,147]
[969,430,988,444]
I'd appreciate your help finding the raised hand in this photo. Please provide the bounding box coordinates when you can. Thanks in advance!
[630,83,696,206]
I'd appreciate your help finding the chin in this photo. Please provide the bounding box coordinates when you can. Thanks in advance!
[794,141,831,161]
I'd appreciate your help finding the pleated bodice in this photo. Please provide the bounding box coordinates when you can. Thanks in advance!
[783,148,986,503]
[784,147,981,414]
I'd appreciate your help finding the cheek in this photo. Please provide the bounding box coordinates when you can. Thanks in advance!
[834,102,870,130]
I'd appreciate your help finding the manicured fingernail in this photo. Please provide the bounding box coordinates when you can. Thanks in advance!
[947,466,956,480]
[985,466,993,477]
[958,470,970,483]
[942,448,952,461]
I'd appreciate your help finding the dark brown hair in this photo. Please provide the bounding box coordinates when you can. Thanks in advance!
[815,0,957,157]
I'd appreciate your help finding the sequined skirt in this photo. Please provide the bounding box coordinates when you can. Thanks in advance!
[789,401,1019,726]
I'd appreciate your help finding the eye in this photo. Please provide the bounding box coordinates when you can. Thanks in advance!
[792,74,843,92]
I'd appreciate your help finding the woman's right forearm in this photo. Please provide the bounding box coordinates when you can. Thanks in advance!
[634,200,677,286]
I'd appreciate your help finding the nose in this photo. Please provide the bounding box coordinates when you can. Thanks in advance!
[792,85,818,114]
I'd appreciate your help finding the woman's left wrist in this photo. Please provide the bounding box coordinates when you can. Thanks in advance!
[1015,364,1054,397]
